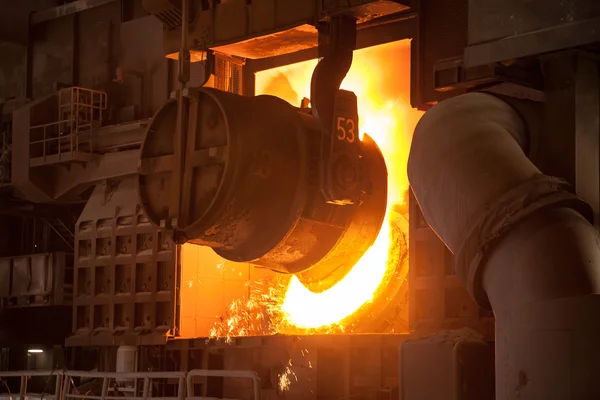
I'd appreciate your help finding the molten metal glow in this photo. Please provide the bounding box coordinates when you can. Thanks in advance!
[256,40,423,329]
[282,220,392,327]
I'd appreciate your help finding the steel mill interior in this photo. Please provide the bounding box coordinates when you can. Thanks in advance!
[0,0,599,399]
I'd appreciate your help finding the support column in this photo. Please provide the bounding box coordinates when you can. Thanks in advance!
[542,51,600,226]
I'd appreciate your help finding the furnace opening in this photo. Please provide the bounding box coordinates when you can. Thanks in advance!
[179,40,423,338]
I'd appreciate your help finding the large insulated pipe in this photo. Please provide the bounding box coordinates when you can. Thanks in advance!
[408,92,600,399]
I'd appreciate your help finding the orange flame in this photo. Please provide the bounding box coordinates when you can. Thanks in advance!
[256,39,422,329]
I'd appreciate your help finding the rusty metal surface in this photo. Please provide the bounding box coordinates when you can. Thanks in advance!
[156,0,411,59]
[212,25,319,59]
[138,88,387,289]
[68,177,176,347]
[138,88,309,261]
[245,13,416,73]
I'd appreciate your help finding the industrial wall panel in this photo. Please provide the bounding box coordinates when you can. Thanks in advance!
[0,42,26,101]
[30,16,75,98]
[408,190,494,340]
[465,0,600,67]
[119,15,170,118]
[0,0,57,44]
[412,0,468,108]
[468,0,600,45]
[400,330,495,400]
[68,178,176,346]
[77,2,121,91]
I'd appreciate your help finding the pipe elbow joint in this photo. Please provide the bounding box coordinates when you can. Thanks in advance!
[408,92,593,309]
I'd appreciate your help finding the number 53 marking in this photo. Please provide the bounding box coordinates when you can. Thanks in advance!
[336,117,356,143]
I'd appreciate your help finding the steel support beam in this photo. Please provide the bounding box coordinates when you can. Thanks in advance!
[30,0,117,25]
[541,51,600,226]
[464,16,600,68]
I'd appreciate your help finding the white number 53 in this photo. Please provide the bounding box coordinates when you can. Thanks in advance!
[336,117,356,143]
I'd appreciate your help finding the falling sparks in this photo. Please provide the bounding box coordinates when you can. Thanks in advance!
[206,279,288,341]
[278,371,291,392]
[278,363,298,392]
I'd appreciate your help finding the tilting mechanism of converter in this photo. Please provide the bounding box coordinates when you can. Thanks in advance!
[136,13,388,292]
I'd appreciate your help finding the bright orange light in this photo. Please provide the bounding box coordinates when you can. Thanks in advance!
[281,216,392,328]
[256,40,423,329]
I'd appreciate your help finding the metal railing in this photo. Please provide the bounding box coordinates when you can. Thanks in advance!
[58,87,107,133]
[0,370,260,400]
[29,87,107,165]
[63,371,186,400]
[0,370,62,400]
[29,122,91,163]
